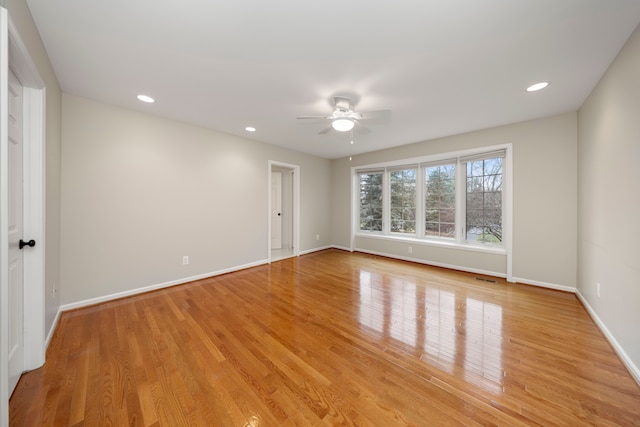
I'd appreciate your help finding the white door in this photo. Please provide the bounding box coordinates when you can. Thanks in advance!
[7,68,24,395]
[271,172,282,249]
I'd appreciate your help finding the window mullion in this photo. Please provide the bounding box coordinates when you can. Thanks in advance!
[455,159,465,244]
[416,167,425,238]
[383,169,390,234]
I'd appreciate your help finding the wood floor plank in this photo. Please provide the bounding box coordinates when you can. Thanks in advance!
[9,249,640,426]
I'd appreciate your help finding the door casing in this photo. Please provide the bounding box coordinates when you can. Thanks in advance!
[268,161,299,262]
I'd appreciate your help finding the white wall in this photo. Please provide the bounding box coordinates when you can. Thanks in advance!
[331,113,577,290]
[7,0,62,338]
[60,95,331,305]
[577,23,640,378]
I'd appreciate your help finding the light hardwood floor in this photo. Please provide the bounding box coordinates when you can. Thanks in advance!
[10,249,640,426]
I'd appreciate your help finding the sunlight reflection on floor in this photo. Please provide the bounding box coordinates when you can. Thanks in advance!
[358,269,504,394]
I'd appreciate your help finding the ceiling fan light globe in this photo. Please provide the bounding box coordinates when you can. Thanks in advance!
[332,118,355,132]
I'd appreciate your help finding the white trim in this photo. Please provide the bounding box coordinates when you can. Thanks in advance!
[45,307,61,351]
[455,160,465,253]
[354,144,509,170]
[7,19,43,89]
[349,245,574,293]
[350,248,578,293]
[268,161,300,263]
[0,7,10,423]
[54,247,345,318]
[60,259,268,312]
[350,172,357,251]
[504,146,513,282]
[354,233,507,255]
[576,290,640,386]
[48,247,336,353]
[511,276,576,293]
[298,245,333,256]
[351,143,512,261]
[44,247,640,398]
[355,247,506,279]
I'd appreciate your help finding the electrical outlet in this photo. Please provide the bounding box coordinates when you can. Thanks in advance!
[316,234,320,241]
[183,256,189,265]
[52,283,57,298]
[597,282,601,297]
[408,246,413,254]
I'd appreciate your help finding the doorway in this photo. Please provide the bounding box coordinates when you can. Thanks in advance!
[268,161,299,262]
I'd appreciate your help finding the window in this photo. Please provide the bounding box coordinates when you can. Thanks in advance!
[355,146,508,250]
[463,154,503,244]
[359,171,383,232]
[389,168,416,234]
[424,163,456,238]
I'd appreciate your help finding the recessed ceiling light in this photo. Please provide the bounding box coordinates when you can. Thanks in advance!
[245,126,256,132]
[137,94,155,103]
[526,82,550,92]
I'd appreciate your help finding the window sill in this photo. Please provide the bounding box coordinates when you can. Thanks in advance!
[354,232,507,255]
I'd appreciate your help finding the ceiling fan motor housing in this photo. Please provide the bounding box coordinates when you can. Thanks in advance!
[334,96,352,112]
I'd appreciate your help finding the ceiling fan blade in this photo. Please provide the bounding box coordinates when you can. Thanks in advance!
[355,124,371,135]
[359,109,392,120]
[299,97,390,137]
[297,115,329,120]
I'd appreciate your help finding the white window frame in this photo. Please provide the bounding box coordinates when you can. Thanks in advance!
[357,169,385,234]
[387,165,418,237]
[352,144,512,260]
[460,151,506,245]
[423,160,457,240]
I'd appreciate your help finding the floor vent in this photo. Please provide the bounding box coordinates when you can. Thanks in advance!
[475,277,497,283]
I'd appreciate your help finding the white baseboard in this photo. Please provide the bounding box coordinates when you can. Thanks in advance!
[350,248,577,294]
[43,259,270,358]
[575,290,640,386]
[298,245,333,256]
[354,248,505,279]
[511,276,576,293]
[350,248,639,387]
[58,248,346,317]
[43,249,640,391]
[59,258,269,312]
[45,308,62,351]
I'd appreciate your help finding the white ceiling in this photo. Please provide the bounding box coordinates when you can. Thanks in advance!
[25,0,640,159]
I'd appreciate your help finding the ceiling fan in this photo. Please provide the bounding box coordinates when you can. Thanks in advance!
[297,96,390,134]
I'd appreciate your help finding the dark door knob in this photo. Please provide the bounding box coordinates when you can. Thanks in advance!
[19,239,36,249]
[277,213,281,216]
